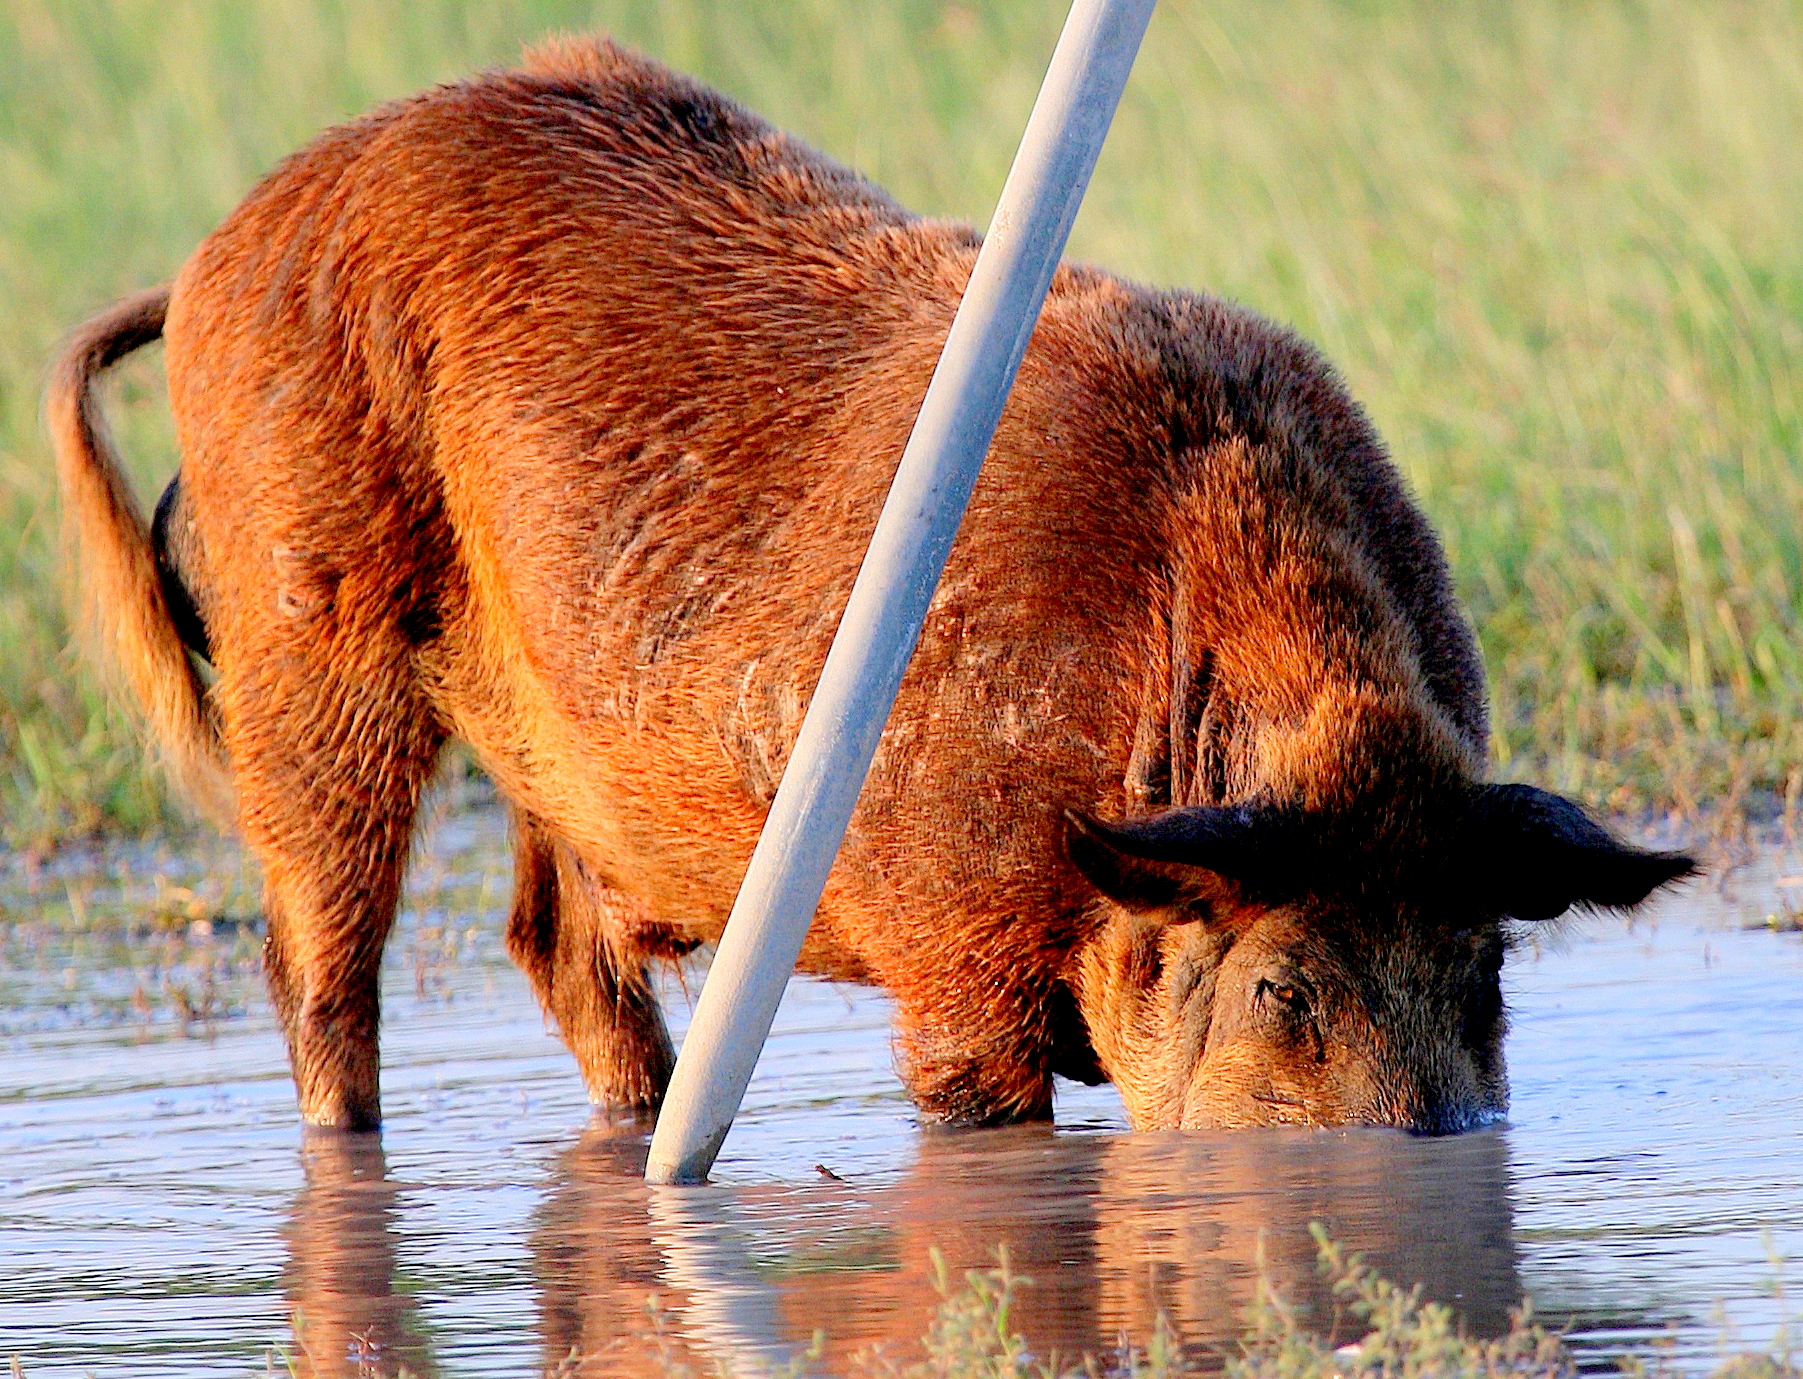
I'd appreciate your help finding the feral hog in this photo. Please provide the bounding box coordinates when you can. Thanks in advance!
[50,39,1691,1135]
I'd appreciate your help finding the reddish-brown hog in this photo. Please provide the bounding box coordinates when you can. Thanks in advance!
[50,39,1691,1134]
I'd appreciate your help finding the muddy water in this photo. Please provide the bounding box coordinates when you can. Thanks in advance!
[1,806,1799,1377]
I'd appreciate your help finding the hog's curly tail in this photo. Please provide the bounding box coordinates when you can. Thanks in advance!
[47,285,233,822]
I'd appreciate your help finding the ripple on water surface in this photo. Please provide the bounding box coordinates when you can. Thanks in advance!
[1,809,1799,1376]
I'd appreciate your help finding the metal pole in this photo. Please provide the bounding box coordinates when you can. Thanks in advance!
[645,0,1156,1186]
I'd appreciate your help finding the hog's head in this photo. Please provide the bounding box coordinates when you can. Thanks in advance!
[1065,785,1693,1133]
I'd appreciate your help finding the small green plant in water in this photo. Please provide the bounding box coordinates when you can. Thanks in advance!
[845,1226,1798,1379]
[852,1244,1040,1377]
[1232,1224,1573,1379]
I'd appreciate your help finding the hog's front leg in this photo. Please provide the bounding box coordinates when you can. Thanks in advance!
[893,992,1058,1126]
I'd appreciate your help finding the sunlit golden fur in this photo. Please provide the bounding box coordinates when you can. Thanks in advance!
[49,39,1689,1133]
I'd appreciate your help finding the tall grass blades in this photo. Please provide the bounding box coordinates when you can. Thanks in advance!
[4,0,1798,846]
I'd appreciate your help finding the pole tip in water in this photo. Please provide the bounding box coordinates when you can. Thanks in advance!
[644,1122,730,1185]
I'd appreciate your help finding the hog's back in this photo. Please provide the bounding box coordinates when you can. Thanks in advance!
[160,43,1479,992]
[161,45,1160,982]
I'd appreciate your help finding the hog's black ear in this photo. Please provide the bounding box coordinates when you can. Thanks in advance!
[1468,784,1695,921]
[1064,805,1301,912]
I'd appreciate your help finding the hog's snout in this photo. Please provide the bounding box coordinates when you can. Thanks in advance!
[1176,1053,1509,1135]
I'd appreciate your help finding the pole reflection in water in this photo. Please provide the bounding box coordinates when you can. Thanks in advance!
[283,1129,436,1379]
[647,1184,815,1374]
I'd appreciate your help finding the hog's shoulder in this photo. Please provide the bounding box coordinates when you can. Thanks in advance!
[995,276,1489,756]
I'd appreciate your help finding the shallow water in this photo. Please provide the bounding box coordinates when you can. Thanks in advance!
[1,807,1799,1377]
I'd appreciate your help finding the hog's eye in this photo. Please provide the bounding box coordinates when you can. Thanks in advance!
[1257,977,1312,1019]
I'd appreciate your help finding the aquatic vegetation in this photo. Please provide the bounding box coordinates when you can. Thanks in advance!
[832,1228,1794,1379]
[825,1231,1568,1377]
[421,1227,1803,1377]
[2,0,1800,847]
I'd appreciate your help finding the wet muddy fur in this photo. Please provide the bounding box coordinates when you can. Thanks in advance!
[49,39,1692,1132]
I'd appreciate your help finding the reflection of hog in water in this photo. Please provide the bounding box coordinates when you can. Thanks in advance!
[509,1120,1525,1374]
[51,39,1692,1133]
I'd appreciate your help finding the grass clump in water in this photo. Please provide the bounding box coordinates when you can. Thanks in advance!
[1230,1226,1572,1379]
[843,1226,1797,1379]
[842,1229,1569,1378]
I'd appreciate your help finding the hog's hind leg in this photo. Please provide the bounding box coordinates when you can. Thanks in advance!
[505,809,677,1113]
[230,646,447,1130]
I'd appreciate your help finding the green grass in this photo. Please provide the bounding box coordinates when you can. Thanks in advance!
[3,0,1800,847]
